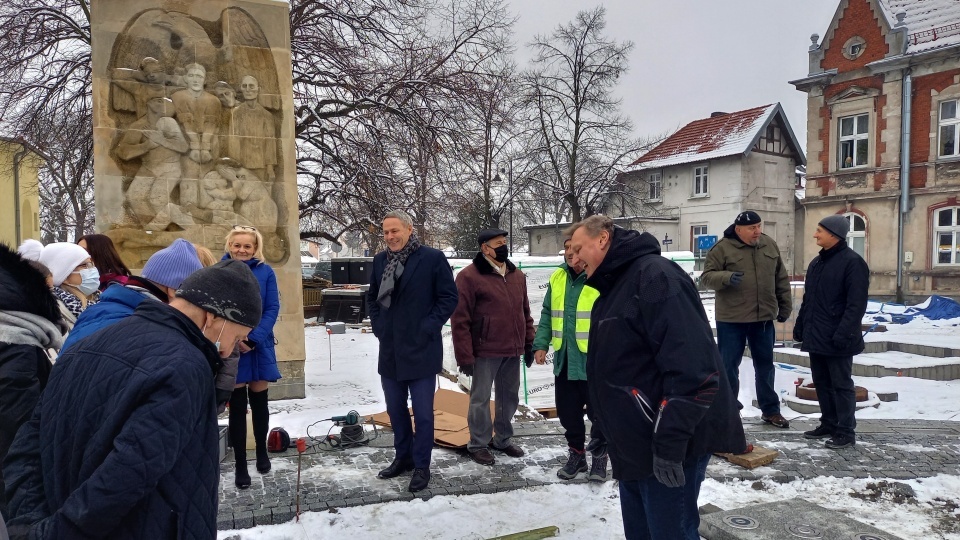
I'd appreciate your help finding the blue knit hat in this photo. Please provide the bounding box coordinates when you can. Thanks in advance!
[142,239,203,289]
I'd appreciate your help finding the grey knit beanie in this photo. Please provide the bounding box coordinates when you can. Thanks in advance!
[818,215,850,240]
[176,259,262,328]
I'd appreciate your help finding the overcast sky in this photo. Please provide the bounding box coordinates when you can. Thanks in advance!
[509,0,842,156]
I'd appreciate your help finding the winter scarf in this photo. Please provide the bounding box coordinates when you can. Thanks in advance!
[53,285,85,318]
[0,310,64,350]
[376,233,421,309]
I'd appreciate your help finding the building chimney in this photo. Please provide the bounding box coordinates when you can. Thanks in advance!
[710,112,728,118]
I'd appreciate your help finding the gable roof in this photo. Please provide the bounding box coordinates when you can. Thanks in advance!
[626,103,805,171]
[878,0,960,54]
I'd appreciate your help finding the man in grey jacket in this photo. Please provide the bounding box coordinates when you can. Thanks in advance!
[701,211,792,428]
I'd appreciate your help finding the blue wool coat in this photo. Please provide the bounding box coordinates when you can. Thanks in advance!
[3,302,222,539]
[367,246,458,381]
[226,256,281,383]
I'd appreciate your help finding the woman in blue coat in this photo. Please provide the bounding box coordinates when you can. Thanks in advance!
[224,226,281,489]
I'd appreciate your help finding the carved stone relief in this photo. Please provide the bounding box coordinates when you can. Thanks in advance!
[105,7,287,263]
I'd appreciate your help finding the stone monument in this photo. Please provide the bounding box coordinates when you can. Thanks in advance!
[91,0,306,398]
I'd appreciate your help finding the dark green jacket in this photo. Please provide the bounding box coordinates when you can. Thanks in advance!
[700,226,791,323]
[532,263,588,380]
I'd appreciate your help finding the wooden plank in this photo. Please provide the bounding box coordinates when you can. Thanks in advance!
[714,445,779,469]
[487,526,560,540]
[535,407,558,419]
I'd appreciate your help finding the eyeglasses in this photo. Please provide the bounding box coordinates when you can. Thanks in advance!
[233,225,257,232]
[74,261,95,270]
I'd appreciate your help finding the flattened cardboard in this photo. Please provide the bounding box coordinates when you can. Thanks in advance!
[372,388,495,449]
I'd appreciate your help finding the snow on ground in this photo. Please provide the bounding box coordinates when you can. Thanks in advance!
[234,305,960,539]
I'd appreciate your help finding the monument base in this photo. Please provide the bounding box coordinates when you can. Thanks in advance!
[270,359,305,400]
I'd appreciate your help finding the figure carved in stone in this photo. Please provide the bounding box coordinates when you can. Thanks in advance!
[228,75,278,182]
[171,63,223,195]
[112,57,170,118]
[234,167,279,234]
[114,89,189,229]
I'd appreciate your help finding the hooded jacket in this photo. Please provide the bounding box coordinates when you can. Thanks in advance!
[794,239,869,356]
[584,228,745,480]
[700,225,791,323]
[451,253,534,365]
[0,244,62,520]
[3,302,222,539]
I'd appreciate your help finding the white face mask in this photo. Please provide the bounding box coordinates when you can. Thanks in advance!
[203,318,227,352]
[72,267,101,296]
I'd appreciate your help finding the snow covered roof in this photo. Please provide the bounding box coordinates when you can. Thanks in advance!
[880,0,960,54]
[626,103,804,171]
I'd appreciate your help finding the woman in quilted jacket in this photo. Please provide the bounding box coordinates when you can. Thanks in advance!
[0,243,63,519]
[223,226,281,489]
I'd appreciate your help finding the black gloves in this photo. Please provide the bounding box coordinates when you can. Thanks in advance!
[776,314,789,323]
[459,364,474,377]
[652,455,685,488]
[729,272,744,286]
[524,344,534,368]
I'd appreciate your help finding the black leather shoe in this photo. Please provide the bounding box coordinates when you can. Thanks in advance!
[408,468,430,492]
[825,435,856,449]
[377,458,414,479]
[803,425,833,439]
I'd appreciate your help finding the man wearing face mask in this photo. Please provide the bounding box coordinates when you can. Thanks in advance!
[3,259,261,539]
[451,229,535,466]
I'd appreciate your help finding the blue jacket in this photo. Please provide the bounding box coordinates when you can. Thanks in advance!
[61,285,153,352]
[367,246,458,380]
[226,257,281,383]
[3,302,222,539]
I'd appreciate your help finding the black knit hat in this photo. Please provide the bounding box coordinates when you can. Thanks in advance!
[0,243,60,324]
[477,228,508,245]
[176,259,262,328]
[734,211,762,226]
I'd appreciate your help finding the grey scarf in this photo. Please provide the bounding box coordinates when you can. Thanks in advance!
[0,310,64,350]
[377,233,421,309]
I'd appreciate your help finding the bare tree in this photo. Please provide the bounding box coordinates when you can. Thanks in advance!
[522,6,641,223]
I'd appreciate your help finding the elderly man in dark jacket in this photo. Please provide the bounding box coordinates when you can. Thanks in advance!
[794,215,869,450]
[451,229,535,466]
[569,215,745,540]
[3,259,261,539]
[0,245,63,520]
[367,210,458,493]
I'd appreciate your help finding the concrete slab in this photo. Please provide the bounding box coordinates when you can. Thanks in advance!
[699,498,905,540]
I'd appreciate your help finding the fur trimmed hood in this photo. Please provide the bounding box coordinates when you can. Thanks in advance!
[0,242,61,324]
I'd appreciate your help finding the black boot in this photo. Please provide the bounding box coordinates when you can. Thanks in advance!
[229,387,251,489]
[557,447,587,480]
[249,388,271,474]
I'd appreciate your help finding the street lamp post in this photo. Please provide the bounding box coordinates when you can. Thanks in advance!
[508,161,513,257]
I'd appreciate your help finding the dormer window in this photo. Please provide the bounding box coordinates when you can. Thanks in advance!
[842,36,867,60]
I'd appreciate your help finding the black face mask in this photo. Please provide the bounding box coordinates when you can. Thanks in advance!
[491,245,509,262]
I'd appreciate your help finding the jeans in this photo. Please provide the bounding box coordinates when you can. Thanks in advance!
[618,454,711,540]
[381,375,436,468]
[555,363,603,451]
[467,356,520,451]
[716,321,779,415]
[808,353,856,438]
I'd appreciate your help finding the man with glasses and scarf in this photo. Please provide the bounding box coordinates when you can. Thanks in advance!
[367,210,458,492]
[451,229,535,466]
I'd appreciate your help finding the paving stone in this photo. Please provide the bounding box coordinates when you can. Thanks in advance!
[252,508,273,526]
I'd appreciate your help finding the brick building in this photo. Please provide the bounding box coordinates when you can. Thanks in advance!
[791,0,960,301]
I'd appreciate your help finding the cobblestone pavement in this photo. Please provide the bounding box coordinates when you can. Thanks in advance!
[217,418,960,530]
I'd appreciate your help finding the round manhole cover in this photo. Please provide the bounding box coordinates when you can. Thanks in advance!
[722,515,759,529]
[853,535,892,540]
[785,523,823,538]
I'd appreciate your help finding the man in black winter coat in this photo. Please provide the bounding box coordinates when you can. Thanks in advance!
[3,260,262,539]
[794,215,869,450]
[568,215,745,540]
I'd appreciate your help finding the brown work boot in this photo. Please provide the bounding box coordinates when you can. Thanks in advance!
[469,447,496,466]
[489,443,524,458]
[761,413,790,428]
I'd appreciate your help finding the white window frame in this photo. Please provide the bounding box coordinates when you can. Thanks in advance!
[838,113,869,169]
[938,99,960,158]
[692,166,708,197]
[933,207,960,266]
[843,212,866,259]
[647,172,662,202]
[692,224,708,258]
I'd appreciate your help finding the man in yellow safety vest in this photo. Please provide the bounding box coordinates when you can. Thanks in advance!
[532,236,607,481]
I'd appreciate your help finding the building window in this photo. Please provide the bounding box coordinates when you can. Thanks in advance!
[647,173,662,201]
[844,212,866,259]
[934,207,960,265]
[838,114,869,169]
[939,100,960,157]
[693,166,708,197]
[692,225,708,258]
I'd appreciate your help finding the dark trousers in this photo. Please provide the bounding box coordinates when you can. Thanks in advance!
[555,364,603,451]
[808,352,856,438]
[716,321,779,415]
[618,454,710,540]
[381,375,436,469]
